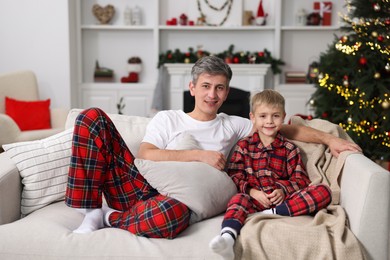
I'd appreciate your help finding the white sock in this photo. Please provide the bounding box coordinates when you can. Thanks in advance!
[102,203,119,227]
[209,227,237,260]
[261,208,275,214]
[73,208,104,234]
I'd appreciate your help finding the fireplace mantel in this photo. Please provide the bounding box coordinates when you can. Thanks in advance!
[164,63,272,110]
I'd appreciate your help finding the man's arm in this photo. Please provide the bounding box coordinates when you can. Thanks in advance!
[280,124,362,158]
[137,142,227,170]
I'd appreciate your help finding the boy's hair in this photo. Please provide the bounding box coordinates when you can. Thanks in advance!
[250,89,285,113]
[191,56,232,85]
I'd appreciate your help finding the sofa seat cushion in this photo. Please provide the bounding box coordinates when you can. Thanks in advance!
[0,202,223,259]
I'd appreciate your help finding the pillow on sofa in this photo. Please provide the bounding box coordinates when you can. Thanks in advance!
[134,159,237,224]
[2,128,73,215]
[5,96,51,131]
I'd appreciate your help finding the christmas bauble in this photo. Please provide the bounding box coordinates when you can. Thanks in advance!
[385,63,390,72]
[374,72,381,79]
[382,100,390,109]
[378,35,384,42]
[373,3,381,11]
[359,57,367,66]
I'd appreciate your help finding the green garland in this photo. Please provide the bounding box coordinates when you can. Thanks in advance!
[158,45,285,74]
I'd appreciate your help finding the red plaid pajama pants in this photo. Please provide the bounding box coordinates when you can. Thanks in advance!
[222,184,331,232]
[65,108,190,238]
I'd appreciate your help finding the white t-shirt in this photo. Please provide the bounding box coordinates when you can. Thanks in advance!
[142,110,253,158]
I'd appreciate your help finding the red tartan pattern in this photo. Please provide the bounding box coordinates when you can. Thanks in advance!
[109,194,190,238]
[65,108,190,238]
[223,132,331,232]
[223,184,331,231]
[228,132,311,196]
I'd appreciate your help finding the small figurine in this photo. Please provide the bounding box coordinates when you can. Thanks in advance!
[121,57,142,83]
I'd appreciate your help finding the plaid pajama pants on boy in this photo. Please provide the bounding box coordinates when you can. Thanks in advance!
[222,184,331,232]
[65,108,190,239]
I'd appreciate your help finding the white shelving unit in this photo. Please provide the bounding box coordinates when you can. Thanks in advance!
[74,0,344,116]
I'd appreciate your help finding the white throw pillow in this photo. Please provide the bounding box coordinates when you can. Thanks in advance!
[3,128,73,215]
[134,159,237,224]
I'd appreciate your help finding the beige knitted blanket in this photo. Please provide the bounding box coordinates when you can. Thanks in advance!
[234,116,365,260]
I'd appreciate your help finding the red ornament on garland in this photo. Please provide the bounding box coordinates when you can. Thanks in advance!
[322,112,329,118]
[369,126,375,132]
[359,56,367,66]
[377,35,384,42]
[233,57,240,63]
[258,51,264,57]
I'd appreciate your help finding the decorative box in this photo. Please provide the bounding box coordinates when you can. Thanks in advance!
[313,2,332,26]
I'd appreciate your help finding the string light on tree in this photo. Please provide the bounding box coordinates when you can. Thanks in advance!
[309,0,390,160]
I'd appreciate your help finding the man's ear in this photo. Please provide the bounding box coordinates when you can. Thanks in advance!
[189,81,195,96]
[223,86,230,101]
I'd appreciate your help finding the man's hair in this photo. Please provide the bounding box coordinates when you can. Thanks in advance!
[250,89,285,113]
[191,56,233,85]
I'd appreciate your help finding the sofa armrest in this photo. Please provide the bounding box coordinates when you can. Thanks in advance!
[0,114,21,146]
[340,153,390,260]
[50,108,70,129]
[0,152,21,224]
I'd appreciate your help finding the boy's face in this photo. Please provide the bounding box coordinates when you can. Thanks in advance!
[188,73,230,121]
[250,103,286,141]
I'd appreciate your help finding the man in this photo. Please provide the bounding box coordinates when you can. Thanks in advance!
[65,56,361,238]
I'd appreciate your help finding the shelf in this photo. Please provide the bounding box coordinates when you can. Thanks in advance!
[281,26,340,31]
[81,25,154,31]
[81,82,155,90]
[158,25,275,31]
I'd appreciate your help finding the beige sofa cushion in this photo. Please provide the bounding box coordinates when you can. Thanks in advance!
[2,128,73,215]
[0,202,223,259]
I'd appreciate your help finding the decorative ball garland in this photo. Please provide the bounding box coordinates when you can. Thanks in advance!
[196,0,233,26]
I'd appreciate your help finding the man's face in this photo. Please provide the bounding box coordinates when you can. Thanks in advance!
[189,73,230,120]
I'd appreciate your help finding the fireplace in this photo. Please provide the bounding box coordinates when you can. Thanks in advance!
[183,87,251,118]
[164,63,272,113]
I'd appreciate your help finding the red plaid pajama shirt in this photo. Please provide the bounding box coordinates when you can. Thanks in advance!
[223,132,331,232]
[65,108,190,239]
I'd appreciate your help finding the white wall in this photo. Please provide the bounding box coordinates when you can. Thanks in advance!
[0,0,72,109]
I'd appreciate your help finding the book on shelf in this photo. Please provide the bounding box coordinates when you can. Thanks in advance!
[285,71,307,84]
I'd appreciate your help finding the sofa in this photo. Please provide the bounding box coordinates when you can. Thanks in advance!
[0,109,389,260]
[0,70,69,150]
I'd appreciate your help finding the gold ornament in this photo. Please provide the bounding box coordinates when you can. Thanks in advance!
[382,100,390,109]
[374,72,381,79]
[372,31,378,37]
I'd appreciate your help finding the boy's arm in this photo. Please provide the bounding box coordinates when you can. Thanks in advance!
[275,147,311,196]
[227,144,252,193]
[279,124,362,158]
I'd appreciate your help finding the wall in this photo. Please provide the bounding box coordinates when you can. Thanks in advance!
[0,0,73,109]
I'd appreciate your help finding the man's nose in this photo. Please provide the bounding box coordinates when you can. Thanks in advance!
[208,88,217,98]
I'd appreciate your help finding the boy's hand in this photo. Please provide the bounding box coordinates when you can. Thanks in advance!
[249,189,272,208]
[266,189,285,206]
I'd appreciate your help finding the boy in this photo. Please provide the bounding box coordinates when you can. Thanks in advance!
[209,89,332,259]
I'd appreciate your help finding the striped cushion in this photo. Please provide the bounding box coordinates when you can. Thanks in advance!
[3,128,73,215]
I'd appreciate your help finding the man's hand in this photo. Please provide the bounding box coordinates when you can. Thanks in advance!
[199,150,227,171]
[138,142,227,170]
[327,136,362,158]
[249,189,272,208]
[266,189,285,206]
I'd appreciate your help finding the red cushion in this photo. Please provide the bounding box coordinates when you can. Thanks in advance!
[5,97,51,131]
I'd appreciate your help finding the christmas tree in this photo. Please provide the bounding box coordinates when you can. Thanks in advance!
[310,0,390,160]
